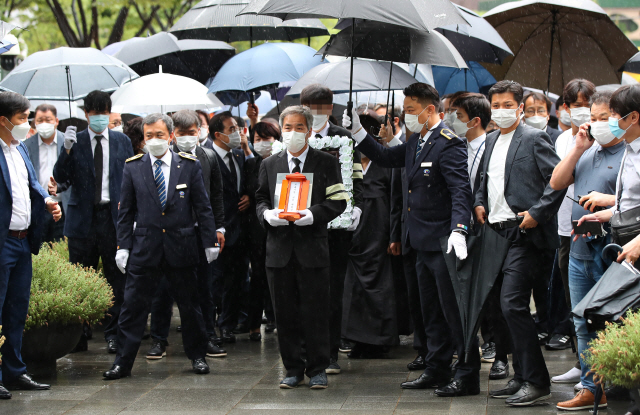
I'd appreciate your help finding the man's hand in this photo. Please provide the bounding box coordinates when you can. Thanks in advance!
[115,249,129,274]
[205,247,220,263]
[389,242,401,256]
[64,126,77,152]
[294,209,314,226]
[246,103,259,125]
[48,176,58,196]
[574,123,595,153]
[446,231,467,260]
[579,191,615,212]
[474,206,486,225]
[216,231,226,252]
[264,209,288,227]
[518,211,538,229]
[379,120,395,143]
[46,199,62,221]
[238,195,250,211]
[617,234,640,265]
[240,127,251,155]
[346,207,362,231]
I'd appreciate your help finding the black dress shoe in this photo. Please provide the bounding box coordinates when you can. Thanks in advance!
[192,358,210,374]
[206,341,227,358]
[210,329,223,346]
[401,373,449,389]
[221,329,236,343]
[505,382,550,406]
[249,332,262,342]
[490,378,523,398]
[265,321,276,333]
[489,360,509,380]
[407,355,427,371]
[435,378,480,397]
[0,384,11,399]
[103,365,131,380]
[146,340,167,360]
[107,339,118,354]
[232,323,249,334]
[545,333,572,350]
[4,374,50,391]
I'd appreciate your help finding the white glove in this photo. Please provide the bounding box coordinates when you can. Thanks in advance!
[346,207,362,231]
[294,209,314,226]
[446,231,467,260]
[264,208,289,227]
[205,247,220,263]
[115,249,129,274]
[63,126,77,150]
[342,108,362,133]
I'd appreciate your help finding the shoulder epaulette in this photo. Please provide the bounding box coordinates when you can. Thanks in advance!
[440,128,457,140]
[126,154,144,162]
[179,152,197,161]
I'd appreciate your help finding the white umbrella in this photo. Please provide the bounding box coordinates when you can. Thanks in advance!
[110,72,223,114]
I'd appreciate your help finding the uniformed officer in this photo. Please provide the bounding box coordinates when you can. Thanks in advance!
[343,82,479,397]
[103,113,219,379]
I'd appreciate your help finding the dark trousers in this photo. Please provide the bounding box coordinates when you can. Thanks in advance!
[532,247,555,335]
[494,227,551,387]
[403,249,427,355]
[548,236,575,336]
[67,205,123,341]
[41,205,65,244]
[0,236,31,382]
[483,278,511,363]
[218,243,250,331]
[328,229,351,361]
[115,260,207,370]
[267,253,330,378]
[415,250,480,381]
[248,238,268,330]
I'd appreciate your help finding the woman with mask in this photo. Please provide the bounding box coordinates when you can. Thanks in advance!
[123,117,145,155]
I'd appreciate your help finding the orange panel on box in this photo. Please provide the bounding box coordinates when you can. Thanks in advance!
[278,173,310,221]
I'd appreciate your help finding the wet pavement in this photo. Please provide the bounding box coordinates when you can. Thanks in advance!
[3,313,630,414]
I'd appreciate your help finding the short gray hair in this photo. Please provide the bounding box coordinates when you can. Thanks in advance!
[143,113,174,134]
[171,110,200,131]
[279,105,313,131]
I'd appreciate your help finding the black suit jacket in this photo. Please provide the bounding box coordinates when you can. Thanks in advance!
[256,147,347,268]
[117,151,217,268]
[201,137,214,150]
[545,125,561,145]
[214,145,247,247]
[474,122,565,249]
[245,156,266,242]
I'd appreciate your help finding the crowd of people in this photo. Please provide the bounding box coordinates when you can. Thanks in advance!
[1,77,640,412]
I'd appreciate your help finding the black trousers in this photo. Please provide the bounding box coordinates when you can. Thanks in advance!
[328,229,351,361]
[532,247,555,335]
[494,226,551,387]
[548,236,575,336]
[248,238,268,330]
[267,253,330,378]
[218,243,250,332]
[415,250,480,381]
[68,205,123,341]
[41,205,65,244]
[114,260,207,370]
[403,249,427,355]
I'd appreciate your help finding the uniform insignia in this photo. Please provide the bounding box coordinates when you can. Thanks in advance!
[125,154,144,162]
[178,152,197,160]
[440,128,457,140]
[179,191,185,198]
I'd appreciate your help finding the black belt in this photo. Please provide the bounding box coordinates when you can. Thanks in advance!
[8,230,28,239]
[488,219,520,231]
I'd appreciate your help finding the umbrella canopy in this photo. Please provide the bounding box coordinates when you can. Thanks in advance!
[621,52,640,74]
[0,41,14,55]
[110,73,223,114]
[440,224,511,362]
[432,61,497,95]
[287,59,418,96]
[0,47,138,101]
[111,32,235,85]
[207,42,323,105]
[170,0,328,43]
[483,0,638,95]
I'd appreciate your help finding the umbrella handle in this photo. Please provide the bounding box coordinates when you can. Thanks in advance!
[603,243,623,262]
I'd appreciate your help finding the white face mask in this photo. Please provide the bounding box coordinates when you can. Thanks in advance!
[145,138,170,157]
[452,118,472,137]
[220,131,241,149]
[175,135,198,153]
[5,119,31,141]
[491,108,520,129]
[198,127,209,142]
[570,107,591,127]
[312,114,329,131]
[524,115,548,130]
[282,130,308,154]
[112,125,124,133]
[559,110,571,126]
[590,121,616,146]
[405,106,429,133]
[36,122,56,139]
[254,140,274,158]
[444,112,457,128]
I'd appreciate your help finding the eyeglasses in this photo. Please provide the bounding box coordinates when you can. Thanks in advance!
[109,120,122,127]
[524,108,548,116]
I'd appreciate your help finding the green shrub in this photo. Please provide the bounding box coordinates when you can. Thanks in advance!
[26,240,113,331]
[585,310,640,388]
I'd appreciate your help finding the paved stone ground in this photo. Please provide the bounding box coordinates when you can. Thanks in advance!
[3,314,629,414]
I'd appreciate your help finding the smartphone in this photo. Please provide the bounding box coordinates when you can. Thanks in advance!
[586,125,594,141]
[572,220,603,235]
[566,195,606,212]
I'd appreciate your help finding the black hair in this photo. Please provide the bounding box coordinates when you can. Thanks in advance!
[34,103,58,118]
[251,121,281,143]
[403,82,440,108]
[524,91,552,112]
[0,92,30,120]
[195,110,209,124]
[610,85,640,117]
[590,90,613,107]
[488,80,524,104]
[446,91,467,107]
[562,78,596,107]
[83,90,112,113]
[452,93,491,129]
[209,111,234,134]
[233,116,246,129]
[123,117,145,155]
[300,83,333,105]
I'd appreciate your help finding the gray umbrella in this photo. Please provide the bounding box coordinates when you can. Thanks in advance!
[483,0,638,95]
[621,51,640,74]
[170,0,328,46]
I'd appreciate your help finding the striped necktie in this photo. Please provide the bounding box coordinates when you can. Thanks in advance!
[415,136,426,161]
[154,159,166,209]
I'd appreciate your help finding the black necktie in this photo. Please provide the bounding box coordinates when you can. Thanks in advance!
[94,135,103,205]
[292,157,301,173]
[315,134,323,139]
[227,152,238,190]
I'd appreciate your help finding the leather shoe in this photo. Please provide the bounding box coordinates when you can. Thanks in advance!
[407,355,427,371]
[249,332,262,342]
[146,340,166,360]
[4,373,50,391]
[106,339,118,354]
[505,382,550,406]
[490,378,522,398]
[489,360,509,380]
[232,323,249,334]
[435,378,480,397]
[0,384,11,399]
[221,329,236,343]
[206,341,227,358]
[103,365,131,380]
[210,328,223,346]
[401,373,449,389]
[308,371,328,389]
[280,375,304,389]
[192,358,210,374]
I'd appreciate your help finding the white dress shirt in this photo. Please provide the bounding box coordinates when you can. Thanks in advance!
[616,135,640,213]
[287,145,310,173]
[467,134,486,191]
[1,138,31,230]
[38,134,60,201]
[89,128,110,203]
[212,143,242,193]
[149,148,172,190]
[487,130,517,224]
[555,130,576,236]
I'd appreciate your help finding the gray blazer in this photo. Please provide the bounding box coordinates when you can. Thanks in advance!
[474,122,565,250]
[24,130,71,211]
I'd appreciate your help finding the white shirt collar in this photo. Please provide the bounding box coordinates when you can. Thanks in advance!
[287,144,310,164]
[212,141,230,159]
[314,121,330,137]
[150,149,173,167]
[394,129,402,140]
[89,127,109,141]
[628,136,640,154]
[468,133,486,151]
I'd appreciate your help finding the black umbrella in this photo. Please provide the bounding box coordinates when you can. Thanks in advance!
[170,0,328,46]
[621,51,640,74]
[439,225,511,363]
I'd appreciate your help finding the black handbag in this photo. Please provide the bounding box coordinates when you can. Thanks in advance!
[611,152,640,245]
